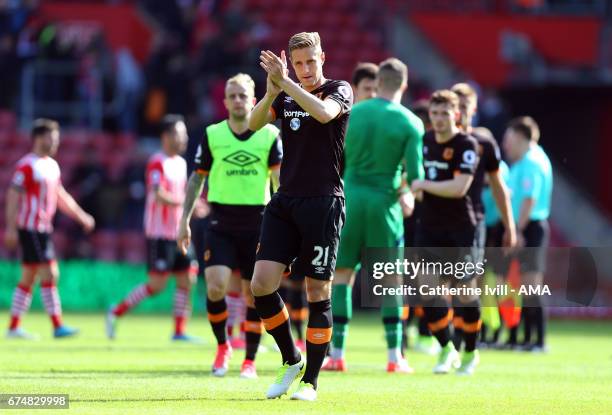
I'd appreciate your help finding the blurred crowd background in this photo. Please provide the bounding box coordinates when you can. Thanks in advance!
[1,0,611,263]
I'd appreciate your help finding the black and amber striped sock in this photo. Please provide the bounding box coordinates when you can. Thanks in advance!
[255,292,300,365]
[462,301,482,352]
[302,299,332,390]
[289,288,308,341]
[424,303,452,348]
[207,297,228,345]
[416,306,431,336]
[452,306,465,351]
[244,307,263,361]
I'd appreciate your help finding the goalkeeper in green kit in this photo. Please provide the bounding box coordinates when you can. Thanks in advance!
[322,58,424,373]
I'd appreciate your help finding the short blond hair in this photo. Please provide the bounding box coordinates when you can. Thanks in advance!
[451,82,477,103]
[226,73,255,95]
[429,89,459,109]
[288,32,321,53]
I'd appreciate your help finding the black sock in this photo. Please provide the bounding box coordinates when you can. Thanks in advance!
[493,308,503,343]
[532,296,546,346]
[508,326,518,344]
[244,307,262,361]
[452,306,464,351]
[254,292,300,365]
[289,287,307,341]
[207,297,228,345]
[462,300,481,352]
[406,307,415,325]
[404,306,415,352]
[418,314,430,336]
[277,268,291,301]
[424,301,451,348]
[492,327,501,343]
[480,324,488,343]
[277,284,289,303]
[522,298,537,345]
[302,299,332,390]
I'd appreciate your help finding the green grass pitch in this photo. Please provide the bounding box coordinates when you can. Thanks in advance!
[1,312,611,414]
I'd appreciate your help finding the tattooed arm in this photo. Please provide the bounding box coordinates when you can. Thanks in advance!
[177,171,206,254]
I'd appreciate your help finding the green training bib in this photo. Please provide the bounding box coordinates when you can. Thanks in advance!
[207,120,279,205]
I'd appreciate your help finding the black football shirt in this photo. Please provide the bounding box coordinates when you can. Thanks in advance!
[421,131,479,230]
[468,130,502,221]
[271,79,353,197]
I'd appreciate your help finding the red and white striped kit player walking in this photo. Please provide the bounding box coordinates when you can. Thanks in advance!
[106,115,199,342]
[4,119,95,339]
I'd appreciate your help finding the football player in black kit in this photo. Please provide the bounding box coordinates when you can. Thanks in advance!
[249,32,352,401]
[449,83,516,356]
[411,90,481,375]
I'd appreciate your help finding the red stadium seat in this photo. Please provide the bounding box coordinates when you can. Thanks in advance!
[115,133,136,151]
[6,132,30,151]
[52,231,70,258]
[118,231,146,263]
[56,151,83,169]
[300,0,327,11]
[294,11,319,30]
[244,0,392,80]
[60,133,88,152]
[91,231,119,262]
[0,111,17,131]
[249,0,280,10]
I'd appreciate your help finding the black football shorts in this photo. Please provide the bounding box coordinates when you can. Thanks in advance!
[256,193,345,281]
[204,227,259,280]
[146,238,197,275]
[18,230,55,265]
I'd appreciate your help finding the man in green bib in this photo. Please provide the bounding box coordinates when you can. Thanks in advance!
[323,58,424,373]
[177,73,282,379]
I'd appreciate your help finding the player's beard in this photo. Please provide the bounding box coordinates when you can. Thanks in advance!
[230,110,247,121]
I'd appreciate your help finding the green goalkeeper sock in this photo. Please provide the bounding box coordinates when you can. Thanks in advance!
[331,284,352,356]
[382,305,402,357]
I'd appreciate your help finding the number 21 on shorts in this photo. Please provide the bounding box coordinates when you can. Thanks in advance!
[312,245,329,266]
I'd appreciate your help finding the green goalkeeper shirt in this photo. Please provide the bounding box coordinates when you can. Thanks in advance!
[343,97,424,194]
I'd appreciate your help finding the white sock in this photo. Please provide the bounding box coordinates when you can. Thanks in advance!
[331,347,344,360]
[225,293,244,330]
[388,347,402,363]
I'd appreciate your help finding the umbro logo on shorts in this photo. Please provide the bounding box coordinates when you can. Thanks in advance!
[314,266,325,274]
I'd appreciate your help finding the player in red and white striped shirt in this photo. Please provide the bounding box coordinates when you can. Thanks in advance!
[106,115,199,341]
[4,119,95,339]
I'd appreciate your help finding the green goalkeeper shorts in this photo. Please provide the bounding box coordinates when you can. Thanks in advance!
[336,184,404,270]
